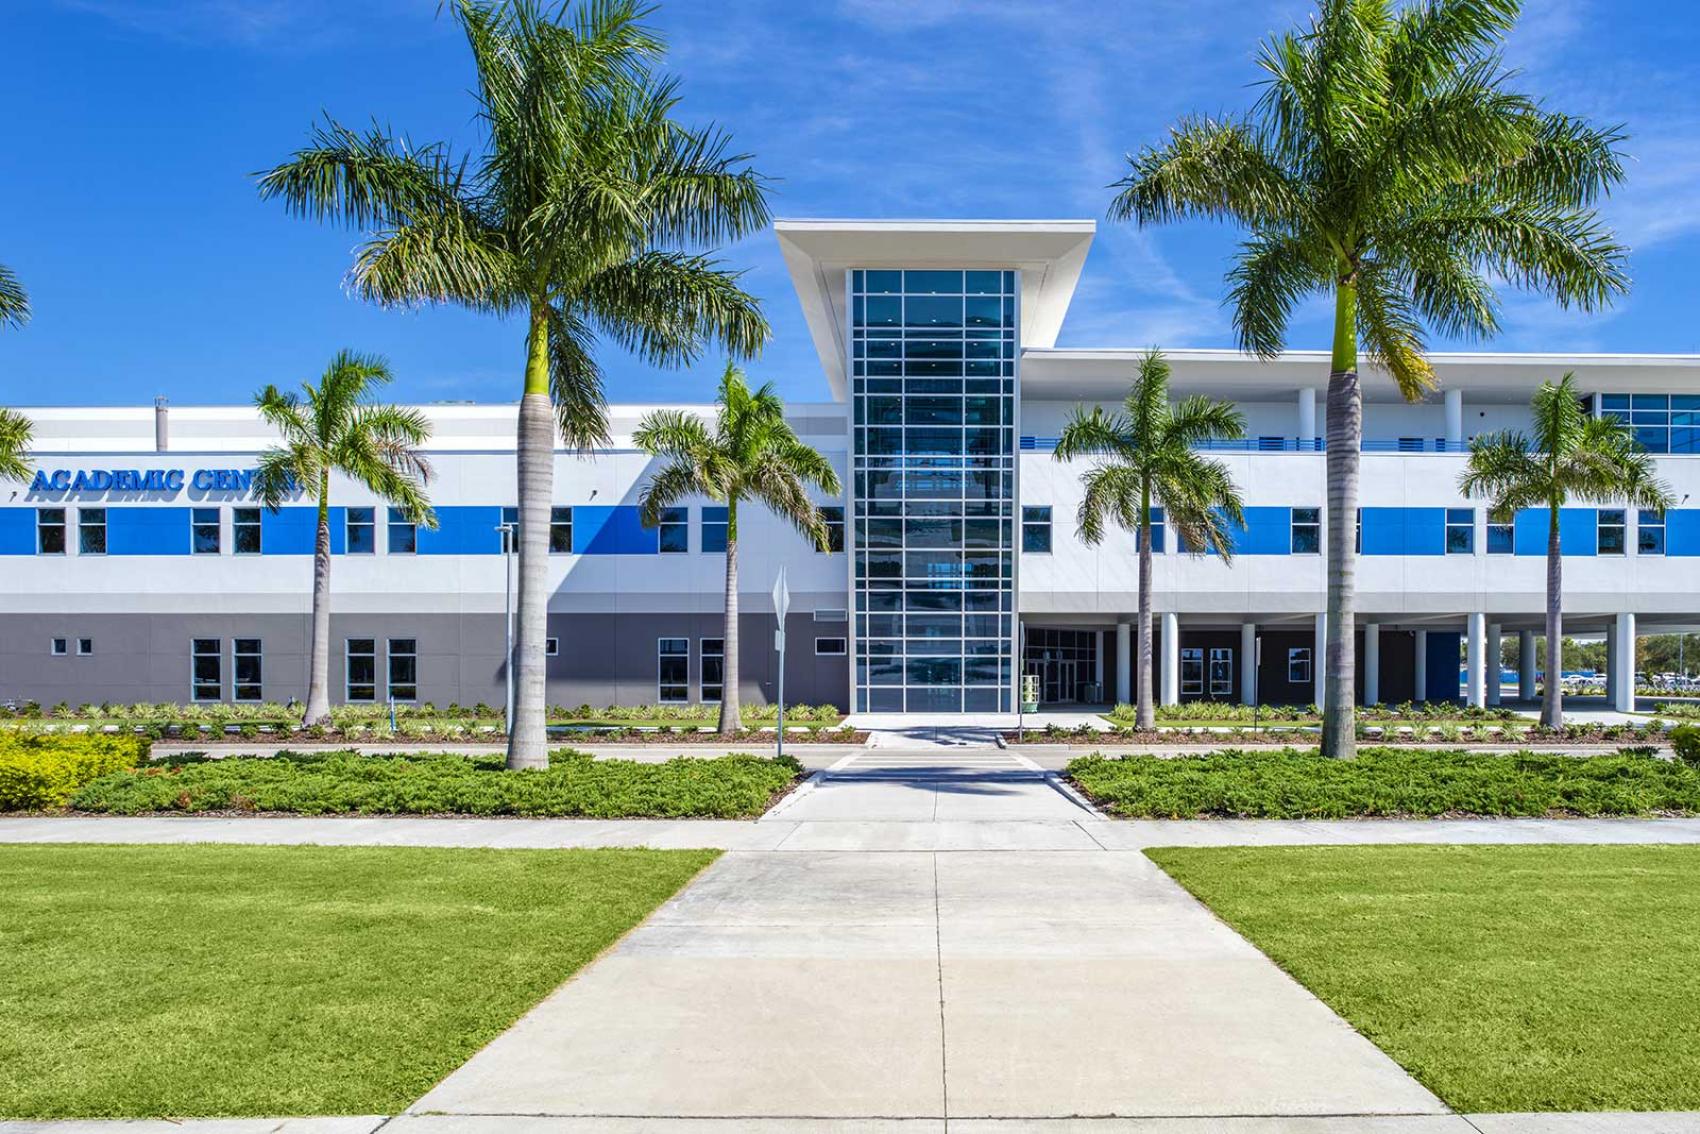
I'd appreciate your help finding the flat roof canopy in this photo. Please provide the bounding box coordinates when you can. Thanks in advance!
[775,219,1095,400]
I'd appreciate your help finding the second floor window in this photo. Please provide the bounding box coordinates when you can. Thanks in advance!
[1022,506,1053,553]
[78,508,107,555]
[819,506,845,552]
[1445,508,1474,554]
[701,507,728,553]
[500,506,520,552]
[658,506,688,553]
[1598,509,1626,555]
[550,506,573,553]
[346,507,375,554]
[1639,509,1666,555]
[233,507,262,554]
[1291,508,1321,554]
[388,508,417,554]
[192,507,220,554]
[1138,508,1165,553]
[37,508,66,555]
[1487,518,1515,555]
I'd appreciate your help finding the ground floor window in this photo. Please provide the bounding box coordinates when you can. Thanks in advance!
[815,637,847,656]
[388,638,418,701]
[346,639,377,702]
[1180,647,1204,696]
[700,638,724,702]
[1288,647,1312,685]
[658,638,690,702]
[192,638,221,701]
[233,639,262,701]
[1209,646,1233,698]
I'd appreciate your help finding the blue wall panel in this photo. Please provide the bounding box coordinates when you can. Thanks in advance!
[107,507,190,555]
[261,507,318,555]
[1402,508,1446,555]
[416,506,503,556]
[1512,508,1595,556]
[576,505,657,555]
[327,507,347,555]
[1361,508,1404,555]
[1427,631,1462,703]
[1667,509,1700,556]
[1234,507,1291,555]
[0,509,36,555]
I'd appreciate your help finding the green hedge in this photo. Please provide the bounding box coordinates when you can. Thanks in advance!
[68,749,802,819]
[0,734,151,811]
[1067,746,1700,819]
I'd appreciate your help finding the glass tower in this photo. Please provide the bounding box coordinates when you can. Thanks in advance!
[849,268,1018,713]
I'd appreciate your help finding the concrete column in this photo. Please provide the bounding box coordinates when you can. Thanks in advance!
[1298,387,1317,446]
[1614,612,1636,713]
[1444,388,1463,450]
[1364,622,1381,706]
[1414,630,1429,702]
[1605,621,1618,705]
[1313,612,1327,709]
[1519,629,1537,701]
[1486,623,1502,705]
[1160,612,1180,706]
[1114,621,1131,706]
[1240,622,1257,706]
[1466,613,1486,707]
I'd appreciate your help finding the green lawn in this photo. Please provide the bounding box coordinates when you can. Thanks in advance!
[0,843,717,1118]
[1148,844,1700,1112]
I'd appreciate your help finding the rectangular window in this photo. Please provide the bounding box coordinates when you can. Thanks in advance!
[1639,509,1666,555]
[815,637,848,656]
[500,506,520,552]
[1209,647,1234,698]
[191,638,221,702]
[37,508,65,555]
[233,638,262,701]
[346,507,375,554]
[191,507,221,554]
[701,507,728,553]
[50,638,67,656]
[658,638,690,703]
[78,508,107,555]
[1138,508,1166,553]
[701,637,724,703]
[1288,647,1312,685]
[549,506,573,553]
[233,507,262,554]
[1021,505,1053,553]
[387,638,418,701]
[1487,519,1515,555]
[77,638,93,656]
[1598,508,1626,555]
[388,508,417,554]
[659,506,688,553]
[1291,508,1321,554]
[346,638,377,702]
[1180,647,1204,696]
[819,505,845,553]
[1445,508,1475,554]
[545,637,559,656]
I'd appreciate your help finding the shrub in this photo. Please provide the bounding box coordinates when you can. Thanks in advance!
[1672,725,1700,768]
[0,734,151,810]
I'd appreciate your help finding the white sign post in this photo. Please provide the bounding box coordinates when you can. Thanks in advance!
[772,566,791,758]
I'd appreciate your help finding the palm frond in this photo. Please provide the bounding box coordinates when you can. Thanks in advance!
[0,406,34,484]
[0,262,30,331]
[580,251,769,366]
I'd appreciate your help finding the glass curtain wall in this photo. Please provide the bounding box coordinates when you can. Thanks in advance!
[849,268,1018,713]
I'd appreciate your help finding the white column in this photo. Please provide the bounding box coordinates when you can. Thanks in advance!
[1364,622,1381,707]
[1095,629,1106,699]
[1313,612,1327,709]
[1160,612,1180,706]
[1298,387,1317,446]
[1114,621,1131,706]
[1444,388,1463,450]
[1519,629,1537,701]
[1414,630,1429,703]
[1605,621,1618,705]
[1486,623,1502,705]
[1466,613,1486,707]
[1614,613,1636,712]
[1240,622,1257,706]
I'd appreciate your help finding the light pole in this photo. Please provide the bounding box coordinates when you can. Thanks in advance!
[497,521,517,735]
[772,566,790,759]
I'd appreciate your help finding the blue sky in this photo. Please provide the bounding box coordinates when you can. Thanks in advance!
[3,0,1698,408]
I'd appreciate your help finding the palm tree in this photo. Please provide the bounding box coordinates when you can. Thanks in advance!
[254,351,437,726]
[1459,373,1672,729]
[0,262,28,330]
[257,1,769,768]
[0,408,32,485]
[1109,0,1628,756]
[634,362,840,736]
[1053,350,1246,730]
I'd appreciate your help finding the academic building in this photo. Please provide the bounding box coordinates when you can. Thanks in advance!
[6,221,1698,717]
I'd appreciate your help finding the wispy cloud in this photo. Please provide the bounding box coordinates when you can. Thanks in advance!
[55,0,427,49]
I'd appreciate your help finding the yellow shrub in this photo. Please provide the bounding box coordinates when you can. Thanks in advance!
[0,734,150,811]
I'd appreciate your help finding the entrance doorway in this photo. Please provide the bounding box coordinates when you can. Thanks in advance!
[1023,627,1101,705]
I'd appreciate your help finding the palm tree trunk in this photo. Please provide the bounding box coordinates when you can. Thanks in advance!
[1543,503,1563,729]
[1136,493,1155,732]
[507,304,554,770]
[718,500,742,736]
[302,473,333,726]
[1321,280,1360,758]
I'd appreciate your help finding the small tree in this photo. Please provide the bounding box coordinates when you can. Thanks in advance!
[1053,350,1246,730]
[634,362,840,735]
[1459,372,1673,728]
[254,351,437,725]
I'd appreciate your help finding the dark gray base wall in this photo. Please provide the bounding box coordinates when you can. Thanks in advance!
[0,612,849,711]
